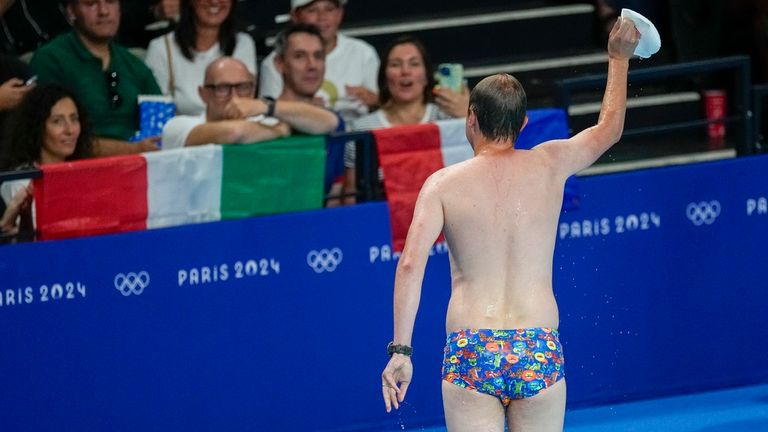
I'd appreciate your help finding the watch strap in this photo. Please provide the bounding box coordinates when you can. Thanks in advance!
[387,341,413,357]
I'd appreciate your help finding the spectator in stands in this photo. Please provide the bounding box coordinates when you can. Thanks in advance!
[342,36,469,201]
[0,84,93,235]
[145,0,256,116]
[352,35,468,130]
[272,23,347,204]
[0,53,33,152]
[29,0,162,157]
[259,0,379,121]
[162,56,339,149]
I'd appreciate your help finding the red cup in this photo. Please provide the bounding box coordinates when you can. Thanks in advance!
[703,90,727,140]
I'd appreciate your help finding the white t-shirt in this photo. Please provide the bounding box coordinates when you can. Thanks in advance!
[145,32,257,116]
[161,114,207,150]
[259,33,379,121]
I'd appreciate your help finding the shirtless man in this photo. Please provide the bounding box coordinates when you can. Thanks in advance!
[380,18,640,431]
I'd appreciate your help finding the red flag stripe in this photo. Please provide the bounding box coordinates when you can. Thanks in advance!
[374,123,445,252]
[35,155,149,240]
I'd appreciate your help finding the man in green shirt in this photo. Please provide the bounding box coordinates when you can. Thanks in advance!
[30,0,162,156]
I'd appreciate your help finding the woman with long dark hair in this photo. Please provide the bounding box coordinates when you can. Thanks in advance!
[342,36,468,202]
[350,35,468,130]
[0,84,93,235]
[144,0,256,116]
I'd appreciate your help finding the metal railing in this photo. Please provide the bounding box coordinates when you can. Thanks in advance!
[556,56,756,155]
[753,84,768,154]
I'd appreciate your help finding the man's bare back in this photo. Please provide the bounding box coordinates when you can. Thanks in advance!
[381,16,641,432]
[437,148,564,332]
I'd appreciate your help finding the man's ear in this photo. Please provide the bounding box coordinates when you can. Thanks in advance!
[66,4,76,24]
[198,85,207,104]
[467,109,477,129]
[520,115,529,132]
[274,55,284,75]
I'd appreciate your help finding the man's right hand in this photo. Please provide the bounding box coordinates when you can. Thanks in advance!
[0,78,32,111]
[224,97,267,120]
[1,184,33,235]
[135,136,161,152]
[607,17,640,60]
[381,354,413,413]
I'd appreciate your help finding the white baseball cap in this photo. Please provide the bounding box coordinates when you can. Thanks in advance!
[291,0,347,11]
[620,8,661,59]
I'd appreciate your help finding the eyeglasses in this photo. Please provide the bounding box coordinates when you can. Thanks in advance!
[105,70,122,108]
[203,81,255,98]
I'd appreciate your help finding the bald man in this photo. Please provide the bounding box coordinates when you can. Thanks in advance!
[380,18,641,432]
[162,56,339,149]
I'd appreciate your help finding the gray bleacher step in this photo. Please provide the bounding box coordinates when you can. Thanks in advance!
[465,52,607,78]
[569,92,701,116]
[341,4,594,38]
[262,3,597,67]
[465,50,672,106]
[569,92,703,133]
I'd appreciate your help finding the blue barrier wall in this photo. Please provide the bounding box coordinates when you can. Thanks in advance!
[1,156,767,431]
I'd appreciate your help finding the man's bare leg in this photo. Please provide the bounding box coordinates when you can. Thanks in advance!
[442,381,505,432]
[506,379,566,432]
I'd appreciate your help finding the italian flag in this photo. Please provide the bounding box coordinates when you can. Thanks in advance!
[34,137,326,240]
[374,110,569,251]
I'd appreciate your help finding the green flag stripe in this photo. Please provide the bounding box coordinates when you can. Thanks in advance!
[220,135,327,219]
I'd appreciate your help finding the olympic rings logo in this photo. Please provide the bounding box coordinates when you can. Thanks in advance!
[307,248,343,273]
[686,201,721,226]
[114,271,150,296]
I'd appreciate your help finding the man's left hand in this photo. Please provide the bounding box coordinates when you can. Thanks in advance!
[345,85,379,109]
[381,354,413,413]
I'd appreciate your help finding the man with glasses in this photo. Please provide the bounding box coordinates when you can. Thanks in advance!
[30,0,162,156]
[162,56,338,149]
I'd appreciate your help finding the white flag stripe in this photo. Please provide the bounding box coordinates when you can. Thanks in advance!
[145,145,223,229]
[437,118,474,167]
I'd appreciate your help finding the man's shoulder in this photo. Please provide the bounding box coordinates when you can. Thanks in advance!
[111,41,149,66]
[336,34,378,56]
[31,32,75,61]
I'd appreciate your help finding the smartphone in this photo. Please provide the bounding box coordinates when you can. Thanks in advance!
[435,64,463,92]
[25,75,38,86]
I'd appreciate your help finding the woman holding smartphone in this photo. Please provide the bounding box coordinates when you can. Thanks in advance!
[342,35,469,203]
[350,35,468,131]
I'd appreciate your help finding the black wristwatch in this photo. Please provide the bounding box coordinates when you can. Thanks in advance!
[263,96,276,117]
[387,341,413,357]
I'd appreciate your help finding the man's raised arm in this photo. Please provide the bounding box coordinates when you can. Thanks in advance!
[539,17,640,176]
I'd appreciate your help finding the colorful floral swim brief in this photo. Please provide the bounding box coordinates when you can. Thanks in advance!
[442,328,565,405]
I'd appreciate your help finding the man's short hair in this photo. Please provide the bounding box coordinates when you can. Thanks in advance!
[273,23,325,59]
[469,74,527,142]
